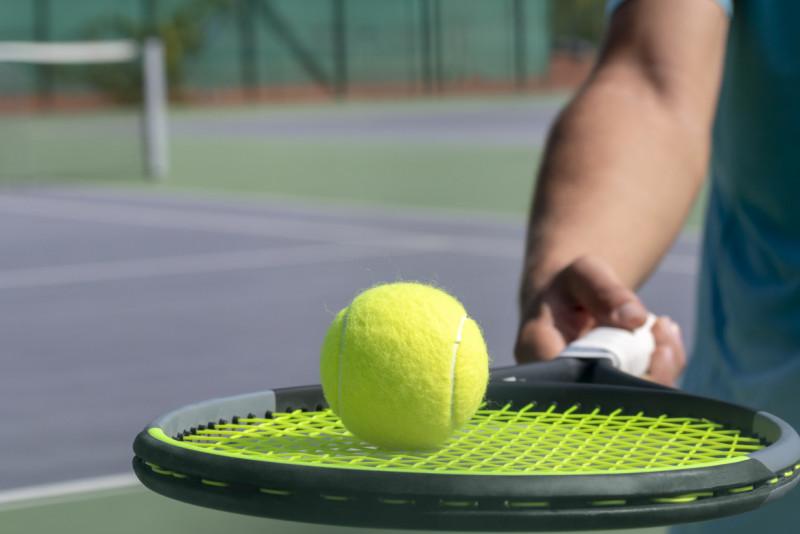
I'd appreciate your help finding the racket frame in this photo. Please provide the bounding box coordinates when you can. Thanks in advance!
[132,359,800,531]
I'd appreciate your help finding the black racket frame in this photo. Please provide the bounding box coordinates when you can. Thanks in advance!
[133,359,800,531]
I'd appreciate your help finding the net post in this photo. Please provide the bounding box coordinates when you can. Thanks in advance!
[142,38,169,180]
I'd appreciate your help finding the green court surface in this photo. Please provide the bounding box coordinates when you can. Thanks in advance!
[166,135,708,228]
[0,111,142,183]
[0,95,707,228]
[161,95,550,216]
[168,139,540,215]
[0,484,666,534]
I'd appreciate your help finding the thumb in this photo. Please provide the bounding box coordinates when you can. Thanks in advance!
[514,307,567,362]
[558,256,648,330]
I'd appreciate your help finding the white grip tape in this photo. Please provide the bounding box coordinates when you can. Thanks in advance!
[559,314,657,377]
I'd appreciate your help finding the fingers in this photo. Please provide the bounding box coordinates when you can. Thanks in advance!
[557,256,648,330]
[517,255,657,368]
[645,316,687,386]
[514,306,567,363]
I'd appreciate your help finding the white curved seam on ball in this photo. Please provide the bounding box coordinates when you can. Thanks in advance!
[337,307,351,421]
[449,314,468,431]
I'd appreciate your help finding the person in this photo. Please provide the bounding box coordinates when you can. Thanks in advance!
[514,0,800,532]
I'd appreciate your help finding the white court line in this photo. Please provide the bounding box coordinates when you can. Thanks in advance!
[0,245,697,291]
[0,473,138,509]
[47,186,702,246]
[0,243,421,290]
[0,193,697,276]
[0,194,394,243]
[40,186,525,229]
[0,194,523,259]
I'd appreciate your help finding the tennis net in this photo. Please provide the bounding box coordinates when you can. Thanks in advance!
[0,39,168,184]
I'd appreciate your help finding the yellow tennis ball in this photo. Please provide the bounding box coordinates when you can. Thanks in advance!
[320,282,489,450]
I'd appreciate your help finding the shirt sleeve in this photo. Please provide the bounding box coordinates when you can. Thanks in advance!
[606,0,732,17]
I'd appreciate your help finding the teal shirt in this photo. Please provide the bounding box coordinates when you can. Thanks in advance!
[686,1,800,413]
[608,1,800,531]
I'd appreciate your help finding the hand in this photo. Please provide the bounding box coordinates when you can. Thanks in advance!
[515,255,686,386]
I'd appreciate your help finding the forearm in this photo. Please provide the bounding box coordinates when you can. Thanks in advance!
[519,0,728,313]
[522,75,708,304]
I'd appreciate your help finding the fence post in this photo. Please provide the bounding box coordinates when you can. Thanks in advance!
[513,0,528,90]
[32,0,52,107]
[332,0,348,98]
[141,0,159,36]
[432,0,443,92]
[419,0,432,94]
[238,0,260,99]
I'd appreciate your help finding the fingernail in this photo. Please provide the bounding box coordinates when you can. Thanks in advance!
[612,302,645,325]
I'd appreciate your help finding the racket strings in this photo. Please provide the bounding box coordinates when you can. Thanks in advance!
[177,403,765,474]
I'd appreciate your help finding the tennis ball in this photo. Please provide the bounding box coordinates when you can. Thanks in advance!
[320,282,489,450]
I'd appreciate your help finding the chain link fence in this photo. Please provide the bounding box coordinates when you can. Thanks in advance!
[1,0,556,104]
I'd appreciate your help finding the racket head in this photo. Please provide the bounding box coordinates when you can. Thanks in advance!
[133,360,800,531]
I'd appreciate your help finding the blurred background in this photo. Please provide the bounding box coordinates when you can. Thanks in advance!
[0,1,693,532]
[0,0,605,192]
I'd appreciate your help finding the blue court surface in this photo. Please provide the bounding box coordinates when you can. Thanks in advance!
[0,186,694,533]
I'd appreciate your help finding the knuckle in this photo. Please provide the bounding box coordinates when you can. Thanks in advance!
[570,254,601,274]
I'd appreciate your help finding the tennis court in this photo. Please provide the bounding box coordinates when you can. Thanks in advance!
[0,95,699,533]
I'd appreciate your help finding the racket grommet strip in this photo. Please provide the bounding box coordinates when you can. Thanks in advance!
[144,462,186,480]
[321,494,351,502]
[591,499,627,507]
[378,498,416,505]
[132,365,800,531]
[259,488,292,496]
[651,491,714,504]
[200,479,228,488]
[439,500,478,508]
[504,500,549,509]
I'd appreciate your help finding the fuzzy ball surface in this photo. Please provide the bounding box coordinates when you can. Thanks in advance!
[320,282,489,450]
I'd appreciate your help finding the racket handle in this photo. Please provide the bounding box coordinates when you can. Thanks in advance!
[558,314,656,377]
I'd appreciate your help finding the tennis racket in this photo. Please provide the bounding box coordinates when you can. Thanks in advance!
[133,318,800,531]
